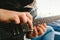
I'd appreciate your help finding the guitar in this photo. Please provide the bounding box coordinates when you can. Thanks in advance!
[0,15,60,39]
[21,15,60,32]
[0,0,60,39]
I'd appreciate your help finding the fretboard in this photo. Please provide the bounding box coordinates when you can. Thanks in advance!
[22,15,60,32]
[33,15,60,26]
[0,15,60,32]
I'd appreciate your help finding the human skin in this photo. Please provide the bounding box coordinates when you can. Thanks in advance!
[0,9,47,38]
[0,0,47,38]
[27,0,47,38]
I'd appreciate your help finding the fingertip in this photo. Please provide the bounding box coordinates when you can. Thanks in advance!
[15,20,20,24]
[43,23,47,28]
[34,26,38,37]
[38,27,44,35]
[28,20,33,30]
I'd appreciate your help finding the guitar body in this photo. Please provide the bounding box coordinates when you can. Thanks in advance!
[0,23,26,40]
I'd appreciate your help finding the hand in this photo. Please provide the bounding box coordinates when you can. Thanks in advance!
[29,23,47,38]
[0,9,33,30]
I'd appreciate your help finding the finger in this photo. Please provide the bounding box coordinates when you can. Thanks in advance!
[38,24,46,29]
[12,15,20,24]
[29,31,33,38]
[26,13,33,22]
[33,27,38,37]
[29,26,38,38]
[38,24,46,32]
[18,13,27,23]
[37,26,44,36]
[27,17,33,30]
[43,23,47,28]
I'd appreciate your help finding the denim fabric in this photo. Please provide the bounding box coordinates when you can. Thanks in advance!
[48,20,60,40]
[31,26,55,40]
[48,20,60,32]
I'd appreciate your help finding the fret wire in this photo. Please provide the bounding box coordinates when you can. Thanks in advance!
[33,15,60,26]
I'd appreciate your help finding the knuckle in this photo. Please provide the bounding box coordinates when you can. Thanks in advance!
[21,13,24,16]
[21,13,26,18]
[26,13,33,18]
[22,17,27,23]
[13,15,18,19]
[19,13,26,17]
[22,13,26,16]
[30,15,33,19]
[26,12,30,14]
[30,19,32,22]
[23,20,27,23]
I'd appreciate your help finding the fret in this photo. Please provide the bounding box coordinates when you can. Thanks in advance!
[0,15,60,33]
[20,15,60,32]
[33,15,60,26]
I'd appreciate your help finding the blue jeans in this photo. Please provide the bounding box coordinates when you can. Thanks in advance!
[48,20,60,40]
[31,26,55,40]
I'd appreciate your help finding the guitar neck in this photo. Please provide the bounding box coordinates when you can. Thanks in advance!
[0,15,60,32]
[33,15,60,26]
[21,15,60,32]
